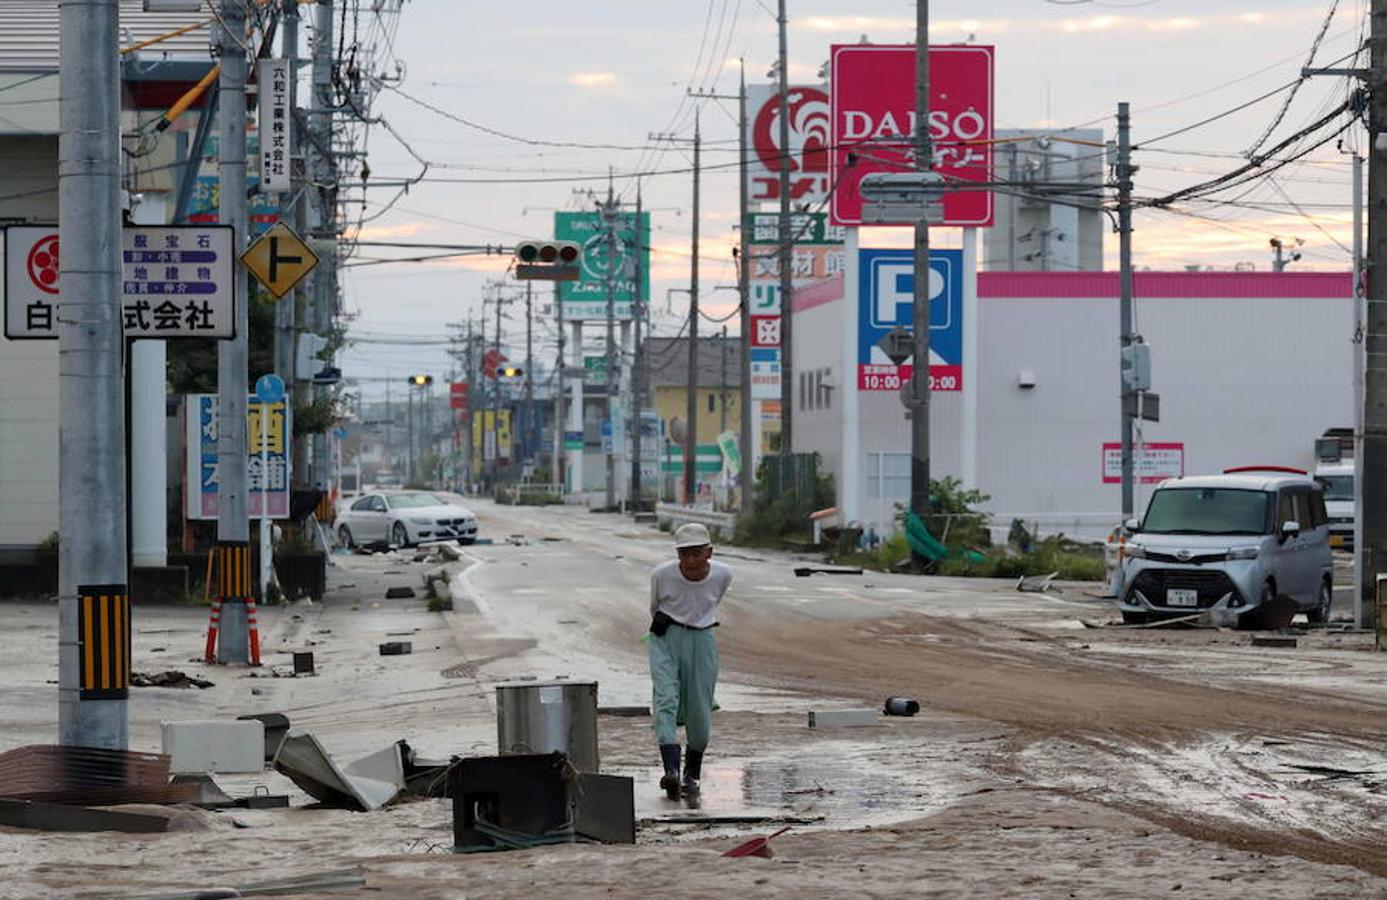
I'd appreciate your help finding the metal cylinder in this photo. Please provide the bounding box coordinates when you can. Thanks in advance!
[496,681,599,773]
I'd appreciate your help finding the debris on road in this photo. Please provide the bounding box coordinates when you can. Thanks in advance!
[131,670,214,689]
[0,745,196,806]
[1016,572,1059,593]
[450,753,635,851]
[505,534,531,546]
[0,798,174,834]
[161,719,265,775]
[237,712,292,762]
[808,709,880,728]
[123,867,366,900]
[883,696,920,717]
[272,730,405,811]
[384,586,416,599]
[292,651,315,675]
[644,814,824,826]
[793,566,864,577]
[723,825,792,858]
[1251,635,1298,649]
[379,641,413,656]
[598,705,651,717]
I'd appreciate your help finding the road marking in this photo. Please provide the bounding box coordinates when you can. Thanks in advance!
[754,585,791,593]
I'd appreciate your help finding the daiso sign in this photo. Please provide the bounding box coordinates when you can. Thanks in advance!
[830,44,994,227]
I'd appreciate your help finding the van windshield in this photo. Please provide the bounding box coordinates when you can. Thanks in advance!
[1319,475,1353,501]
[1141,488,1272,535]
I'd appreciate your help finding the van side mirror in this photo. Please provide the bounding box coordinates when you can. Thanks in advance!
[1124,517,1139,531]
[1280,520,1301,540]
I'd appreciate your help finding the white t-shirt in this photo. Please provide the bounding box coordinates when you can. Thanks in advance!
[650,559,733,629]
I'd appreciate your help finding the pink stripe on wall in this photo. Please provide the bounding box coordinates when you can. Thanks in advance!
[979,270,1352,299]
[791,273,845,312]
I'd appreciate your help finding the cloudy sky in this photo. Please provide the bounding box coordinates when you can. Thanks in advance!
[336,0,1366,393]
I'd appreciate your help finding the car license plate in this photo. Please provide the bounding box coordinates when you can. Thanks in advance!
[1167,589,1198,607]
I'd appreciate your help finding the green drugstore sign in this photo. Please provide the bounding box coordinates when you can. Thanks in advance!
[554,211,650,321]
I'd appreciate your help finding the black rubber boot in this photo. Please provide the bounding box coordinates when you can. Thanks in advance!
[659,744,681,800]
[682,748,704,794]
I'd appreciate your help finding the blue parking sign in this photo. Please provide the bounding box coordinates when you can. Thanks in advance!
[857,248,963,392]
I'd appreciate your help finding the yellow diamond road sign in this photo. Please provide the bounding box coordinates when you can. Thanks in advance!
[240,221,319,299]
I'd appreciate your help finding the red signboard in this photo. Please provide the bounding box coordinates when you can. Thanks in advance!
[449,381,468,410]
[830,44,994,227]
[746,85,831,202]
[750,315,781,348]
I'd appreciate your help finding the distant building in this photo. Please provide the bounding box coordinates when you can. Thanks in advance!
[984,129,1106,273]
[644,334,743,446]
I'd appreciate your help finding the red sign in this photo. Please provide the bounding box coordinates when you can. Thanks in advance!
[830,44,994,227]
[746,85,831,202]
[482,349,508,379]
[449,381,468,410]
[750,315,781,348]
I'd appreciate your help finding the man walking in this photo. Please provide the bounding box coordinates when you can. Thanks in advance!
[648,523,732,799]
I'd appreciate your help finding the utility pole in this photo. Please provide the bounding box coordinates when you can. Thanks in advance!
[309,0,337,493]
[1363,0,1387,634]
[58,0,127,747]
[908,1,934,554]
[406,384,415,483]
[1353,150,1366,627]
[1116,101,1136,524]
[525,279,534,471]
[603,178,618,510]
[776,0,794,460]
[554,285,565,492]
[275,0,299,388]
[686,110,702,503]
[689,77,753,507]
[630,183,646,506]
[215,0,251,665]
[720,326,729,435]
[1270,236,1303,272]
[737,62,753,510]
[492,287,504,487]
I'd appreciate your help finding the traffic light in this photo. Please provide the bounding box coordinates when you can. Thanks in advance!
[498,366,524,379]
[408,374,433,386]
[515,240,579,264]
[514,240,581,281]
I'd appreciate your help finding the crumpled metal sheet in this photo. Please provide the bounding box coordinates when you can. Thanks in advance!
[0,744,196,806]
[271,729,403,811]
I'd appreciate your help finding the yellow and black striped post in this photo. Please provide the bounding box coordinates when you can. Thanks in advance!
[77,585,130,700]
[208,541,255,664]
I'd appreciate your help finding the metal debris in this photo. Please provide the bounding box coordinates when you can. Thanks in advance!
[0,798,171,833]
[131,670,214,689]
[0,745,196,806]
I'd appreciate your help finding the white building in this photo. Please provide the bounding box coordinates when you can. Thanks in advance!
[791,252,1354,541]
[0,3,210,551]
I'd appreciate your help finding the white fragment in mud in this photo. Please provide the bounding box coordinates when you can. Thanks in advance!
[808,709,880,728]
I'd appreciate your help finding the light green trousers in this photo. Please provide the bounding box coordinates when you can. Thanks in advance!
[648,624,719,751]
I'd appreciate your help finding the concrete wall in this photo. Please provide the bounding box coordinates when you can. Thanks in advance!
[0,135,59,549]
[792,268,1355,541]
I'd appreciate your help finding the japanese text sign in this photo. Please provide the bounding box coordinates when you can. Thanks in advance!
[830,44,994,227]
[4,225,235,340]
[258,58,292,193]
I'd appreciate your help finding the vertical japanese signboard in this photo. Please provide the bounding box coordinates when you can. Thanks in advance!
[185,393,291,520]
[829,44,994,227]
[3,225,235,339]
[257,59,291,193]
[553,211,650,320]
[744,212,844,399]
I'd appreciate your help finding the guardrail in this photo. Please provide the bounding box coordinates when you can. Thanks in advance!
[654,503,738,538]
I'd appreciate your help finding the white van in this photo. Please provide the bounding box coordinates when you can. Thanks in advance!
[1313,460,1354,549]
[1119,468,1334,627]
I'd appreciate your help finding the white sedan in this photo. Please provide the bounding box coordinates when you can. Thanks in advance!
[336,491,478,548]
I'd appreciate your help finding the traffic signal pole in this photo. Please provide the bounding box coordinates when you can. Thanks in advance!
[908,1,934,563]
[214,0,251,665]
[58,0,128,748]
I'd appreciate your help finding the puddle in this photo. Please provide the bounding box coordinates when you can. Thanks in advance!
[619,738,992,832]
